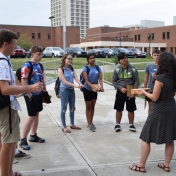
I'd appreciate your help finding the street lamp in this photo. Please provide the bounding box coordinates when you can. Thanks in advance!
[49,16,55,46]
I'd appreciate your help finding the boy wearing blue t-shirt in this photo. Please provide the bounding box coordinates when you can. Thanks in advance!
[144,49,161,114]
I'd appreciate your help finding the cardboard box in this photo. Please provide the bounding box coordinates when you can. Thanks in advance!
[131,88,150,95]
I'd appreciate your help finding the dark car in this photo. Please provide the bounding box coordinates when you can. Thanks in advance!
[66,47,87,58]
[127,48,146,58]
[86,49,106,58]
[11,48,26,58]
[96,48,116,58]
[111,47,119,55]
[116,48,135,58]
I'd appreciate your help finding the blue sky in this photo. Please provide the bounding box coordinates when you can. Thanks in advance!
[0,0,176,27]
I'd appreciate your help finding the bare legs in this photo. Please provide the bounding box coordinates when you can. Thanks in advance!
[148,101,152,115]
[116,111,134,124]
[130,141,174,172]
[22,112,39,138]
[85,99,96,125]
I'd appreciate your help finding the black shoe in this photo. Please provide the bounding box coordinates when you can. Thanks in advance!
[114,124,121,132]
[19,138,30,150]
[129,124,136,132]
[29,133,45,143]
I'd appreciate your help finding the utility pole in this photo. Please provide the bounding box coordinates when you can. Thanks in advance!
[49,16,55,46]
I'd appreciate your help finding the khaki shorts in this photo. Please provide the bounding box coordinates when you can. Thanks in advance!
[0,106,20,144]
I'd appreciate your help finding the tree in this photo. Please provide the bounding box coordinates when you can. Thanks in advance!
[17,33,32,50]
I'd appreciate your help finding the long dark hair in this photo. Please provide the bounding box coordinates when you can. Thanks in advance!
[156,52,176,91]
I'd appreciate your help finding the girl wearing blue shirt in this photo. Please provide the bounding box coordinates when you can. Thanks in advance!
[58,54,83,133]
[82,54,104,132]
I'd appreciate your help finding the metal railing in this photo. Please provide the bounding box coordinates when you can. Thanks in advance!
[41,59,61,84]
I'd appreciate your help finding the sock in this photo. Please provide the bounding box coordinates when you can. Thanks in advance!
[15,148,19,155]
[129,124,133,126]
[116,123,120,125]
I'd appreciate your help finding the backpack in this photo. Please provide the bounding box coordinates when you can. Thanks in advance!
[16,61,43,82]
[0,58,12,133]
[116,65,136,82]
[80,65,100,91]
[54,66,74,98]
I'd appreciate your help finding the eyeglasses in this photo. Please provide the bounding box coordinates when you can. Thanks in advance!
[89,57,95,60]
[67,57,73,61]
[153,54,159,57]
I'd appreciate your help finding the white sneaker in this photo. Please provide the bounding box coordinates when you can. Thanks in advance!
[13,159,18,164]
[129,125,136,132]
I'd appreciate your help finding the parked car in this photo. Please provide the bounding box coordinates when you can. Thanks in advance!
[96,48,116,58]
[111,47,119,55]
[43,47,64,58]
[127,48,146,58]
[26,48,31,58]
[11,48,26,58]
[66,47,87,57]
[86,49,106,58]
[116,48,135,58]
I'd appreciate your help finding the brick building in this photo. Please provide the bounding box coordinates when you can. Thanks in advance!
[70,25,176,55]
[0,24,80,49]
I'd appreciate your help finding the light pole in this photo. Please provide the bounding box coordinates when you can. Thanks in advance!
[49,16,55,46]
[114,31,121,47]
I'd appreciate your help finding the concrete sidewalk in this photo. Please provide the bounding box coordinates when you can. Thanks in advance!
[14,81,176,176]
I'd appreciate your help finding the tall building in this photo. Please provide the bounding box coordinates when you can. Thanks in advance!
[50,0,90,39]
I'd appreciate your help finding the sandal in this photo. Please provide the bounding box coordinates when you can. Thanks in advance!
[129,164,146,173]
[157,163,170,172]
[62,127,71,133]
[70,125,82,130]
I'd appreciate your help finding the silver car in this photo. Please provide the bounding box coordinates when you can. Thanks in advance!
[43,47,64,58]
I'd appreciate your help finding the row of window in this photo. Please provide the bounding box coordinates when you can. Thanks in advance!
[71,21,89,25]
[71,9,89,13]
[71,18,89,21]
[71,12,89,16]
[17,33,51,40]
[134,32,170,41]
[71,5,89,9]
[71,0,89,5]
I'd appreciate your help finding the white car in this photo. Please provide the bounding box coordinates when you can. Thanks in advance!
[43,47,64,58]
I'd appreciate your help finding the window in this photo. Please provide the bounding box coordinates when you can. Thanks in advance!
[76,5,79,8]
[138,35,140,41]
[71,21,74,24]
[81,22,84,25]
[48,33,50,39]
[16,32,20,37]
[38,33,41,39]
[86,22,89,25]
[102,29,105,33]
[162,32,165,39]
[81,30,84,33]
[71,17,74,20]
[86,10,89,13]
[134,35,137,41]
[32,33,35,39]
[167,32,170,39]
[170,47,173,53]
[151,33,154,40]
[71,13,74,16]
[86,6,89,9]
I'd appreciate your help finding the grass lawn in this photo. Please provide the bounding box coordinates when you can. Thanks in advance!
[11,56,153,70]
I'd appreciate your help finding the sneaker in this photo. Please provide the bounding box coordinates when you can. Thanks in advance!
[13,159,18,164]
[19,138,30,150]
[114,124,121,132]
[91,123,96,129]
[29,133,45,143]
[87,124,96,132]
[129,124,136,132]
[15,150,31,159]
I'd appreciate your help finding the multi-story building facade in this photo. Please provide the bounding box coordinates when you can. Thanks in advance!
[50,0,90,39]
[70,25,176,56]
[0,24,80,49]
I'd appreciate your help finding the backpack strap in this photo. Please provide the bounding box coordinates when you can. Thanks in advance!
[0,58,12,133]
[26,61,33,80]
